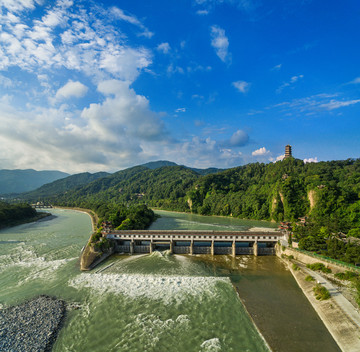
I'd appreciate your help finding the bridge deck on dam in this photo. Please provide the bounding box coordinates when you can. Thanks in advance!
[106,230,285,256]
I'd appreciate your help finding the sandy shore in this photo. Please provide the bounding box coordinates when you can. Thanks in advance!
[284,257,360,352]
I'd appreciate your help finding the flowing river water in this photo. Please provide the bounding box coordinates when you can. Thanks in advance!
[0,208,340,351]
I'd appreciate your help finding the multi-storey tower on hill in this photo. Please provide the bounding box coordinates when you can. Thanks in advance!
[284,145,292,159]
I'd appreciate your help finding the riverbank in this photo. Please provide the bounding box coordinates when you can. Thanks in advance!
[152,208,279,226]
[0,211,51,230]
[0,295,66,352]
[55,207,107,271]
[54,206,98,231]
[279,250,360,352]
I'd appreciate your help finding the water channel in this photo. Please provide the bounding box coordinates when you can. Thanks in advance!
[0,208,340,351]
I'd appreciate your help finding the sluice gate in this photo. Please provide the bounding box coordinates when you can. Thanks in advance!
[106,230,285,256]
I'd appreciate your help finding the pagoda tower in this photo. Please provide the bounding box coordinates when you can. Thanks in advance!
[284,145,292,159]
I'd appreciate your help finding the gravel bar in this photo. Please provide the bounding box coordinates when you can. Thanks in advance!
[0,295,66,352]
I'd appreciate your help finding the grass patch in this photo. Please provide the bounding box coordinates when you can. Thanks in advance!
[335,270,359,281]
[305,275,315,282]
[313,284,331,300]
[306,262,332,273]
[292,263,300,271]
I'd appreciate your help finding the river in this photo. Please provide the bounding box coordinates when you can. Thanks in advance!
[0,208,340,351]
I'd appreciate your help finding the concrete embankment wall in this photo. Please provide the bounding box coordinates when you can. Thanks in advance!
[276,246,355,274]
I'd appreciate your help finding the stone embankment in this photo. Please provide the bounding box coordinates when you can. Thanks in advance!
[0,295,66,352]
[277,246,360,352]
[80,242,113,271]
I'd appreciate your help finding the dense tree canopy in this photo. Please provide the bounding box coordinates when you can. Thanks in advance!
[0,202,37,226]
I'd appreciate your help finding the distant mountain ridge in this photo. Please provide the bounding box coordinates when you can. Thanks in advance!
[22,172,110,199]
[0,169,69,195]
[141,160,223,175]
[18,160,223,201]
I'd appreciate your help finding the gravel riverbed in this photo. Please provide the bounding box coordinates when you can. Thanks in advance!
[0,295,66,352]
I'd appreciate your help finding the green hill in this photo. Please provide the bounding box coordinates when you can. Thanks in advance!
[45,158,359,233]
[0,169,69,195]
[22,172,110,200]
[141,160,223,175]
[18,158,360,235]
[25,157,359,266]
[49,165,200,210]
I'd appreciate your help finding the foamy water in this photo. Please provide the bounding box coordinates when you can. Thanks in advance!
[69,273,230,304]
[0,209,272,352]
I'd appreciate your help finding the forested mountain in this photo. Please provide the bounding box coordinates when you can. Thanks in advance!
[0,169,69,195]
[185,158,360,232]
[47,165,200,209]
[141,160,178,169]
[141,160,223,175]
[20,158,360,237]
[0,201,38,228]
[22,172,109,199]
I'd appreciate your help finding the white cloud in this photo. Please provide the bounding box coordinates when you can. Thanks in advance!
[157,42,171,54]
[0,74,14,88]
[272,93,360,115]
[175,108,186,113]
[55,80,88,100]
[0,0,41,12]
[304,157,318,163]
[275,154,285,162]
[210,25,231,63]
[0,1,152,82]
[167,64,184,75]
[229,130,249,147]
[111,7,154,38]
[194,0,258,14]
[277,75,304,93]
[271,63,282,71]
[318,99,360,111]
[197,10,209,15]
[0,79,171,172]
[252,147,270,156]
[348,77,360,84]
[232,80,250,93]
[162,136,244,169]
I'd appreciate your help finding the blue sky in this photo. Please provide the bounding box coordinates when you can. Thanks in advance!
[0,0,359,173]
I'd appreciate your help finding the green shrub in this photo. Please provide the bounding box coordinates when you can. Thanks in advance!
[353,278,360,308]
[313,284,331,300]
[306,262,332,273]
[335,271,359,281]
[292,263,300,271]
[288,255,294,260]
[305,275,315,282]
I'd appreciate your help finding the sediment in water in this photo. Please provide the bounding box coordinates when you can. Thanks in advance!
[0,295,66,352]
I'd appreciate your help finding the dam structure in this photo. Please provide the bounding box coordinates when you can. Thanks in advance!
[106,230,285,256]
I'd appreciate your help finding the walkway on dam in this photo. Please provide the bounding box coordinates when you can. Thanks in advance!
[106,230,285,256]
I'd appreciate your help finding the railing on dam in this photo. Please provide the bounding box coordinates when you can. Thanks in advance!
[109,230,283,256]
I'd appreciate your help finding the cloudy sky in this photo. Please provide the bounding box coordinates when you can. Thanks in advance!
[0,0,359,173]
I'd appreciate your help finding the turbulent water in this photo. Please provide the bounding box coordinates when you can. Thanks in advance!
[0,209,340,351]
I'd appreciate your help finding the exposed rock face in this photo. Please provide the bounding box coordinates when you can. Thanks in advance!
[308,189,317,210]
[272,192,284,213]
[279,192,285,205]
[187,198,193,210]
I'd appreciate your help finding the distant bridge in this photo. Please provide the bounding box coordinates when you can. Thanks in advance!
[106,230,284,256]
[31,204,53,209]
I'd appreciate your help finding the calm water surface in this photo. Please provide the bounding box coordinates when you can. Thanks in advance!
[0,209,340,351]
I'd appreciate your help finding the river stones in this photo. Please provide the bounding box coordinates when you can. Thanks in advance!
[0,295,66,352]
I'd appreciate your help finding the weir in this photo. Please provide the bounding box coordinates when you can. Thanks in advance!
[106,230,285,256]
